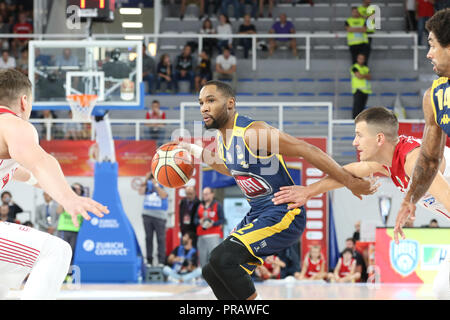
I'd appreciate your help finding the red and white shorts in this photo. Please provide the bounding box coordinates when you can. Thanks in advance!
[0,221,49,289]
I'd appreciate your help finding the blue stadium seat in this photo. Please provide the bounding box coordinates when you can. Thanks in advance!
[298,78,314,82]
[298,92,315,96]
[278,92,295,96]
[340,136,354,141]
[236,92,254,96]
[257,92,275,96]
[339,92,353,96]
[318,92,334,96]
[318,78,333,82]
[278,78,295,82]
[378,78,396,82]
[257,78,275,82]
[238,78,254,82]
[401,92,419,96]
[339,78,351,82]
[380,92,396,96]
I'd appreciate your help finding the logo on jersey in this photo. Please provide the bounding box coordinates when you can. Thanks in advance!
[2,173,9,189]
[231,170,272,198]
[422,196,436,206]
[389,240,419,277]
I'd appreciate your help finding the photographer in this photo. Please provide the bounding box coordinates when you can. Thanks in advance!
[194,187,224,267]
[138,171,169,266]
[162,231,202,283]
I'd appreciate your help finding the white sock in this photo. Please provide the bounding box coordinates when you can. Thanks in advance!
[254,294,262,300]
[21,236,72,300]
[432,258,450,300]
[0,284,9,300]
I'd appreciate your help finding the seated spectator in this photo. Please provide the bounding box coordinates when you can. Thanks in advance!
[221,0,240,20]
[199,18,217,57]
[11,12,32,57]
[343,237,367,282]
[258,0,274,18]
[174,45,195,93]
[16,46,28,75]
[142,44,156,94]
[63,111,85,140]
[0,50,15,69]
[162,231,202,283]
[216,14,233,53]
[55,48,79,67]
[0,204,13,222]
[327,248,361,283]
[194,187,224,267]
[213,47,237,91]
[240,0,258,20]
[254,255,286,281]
[268,13,298,58]
[145,99,166,146]
[1,190,23,221]
[156,53,174,93]
[429,219,439,228]
[405,0,417,32]
[0,14,12,51]
[35,192,59,235]
[180,0,205,20]
[34,48,53,67]
[294,245,326,281]
[238,13,257,59]
[195,50,213,93]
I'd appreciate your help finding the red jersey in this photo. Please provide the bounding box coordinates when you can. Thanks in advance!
[382,135,421,193]
[146,110,166,120]
[305,256,324,278]
[196,200,224,237]
[13,22,33,41]
[338,257,355,278]
[417,0,434,17]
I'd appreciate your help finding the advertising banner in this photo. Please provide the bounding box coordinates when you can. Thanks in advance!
[375,227,449,283]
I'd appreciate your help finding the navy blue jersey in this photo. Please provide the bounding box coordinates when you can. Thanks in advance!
[430,77,450,136]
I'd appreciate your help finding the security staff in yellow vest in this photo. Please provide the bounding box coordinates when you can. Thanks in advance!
[346,7,370,64]
[358,0,375,63]
[351,54,372,118]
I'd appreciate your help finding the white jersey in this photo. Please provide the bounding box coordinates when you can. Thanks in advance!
[0,159,19,191]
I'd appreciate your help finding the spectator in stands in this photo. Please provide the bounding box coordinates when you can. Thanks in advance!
[221,0,240,20]
[16,46,28,75]
[35,192,59,235]
[55,48,79,67]
[0,49,15,69]
[353,220,361,241]
[358,0,375,62]
[178,186,201,241]
[194,187,224,267]
[199,18,217,57]
[238,13,257,59]
[416,0,435,45]
[350,53,371,119]
[240,0,258,20]
[327,248,361,283]
[268,13,298,58]
[0,204,13,222]
[258,0,273,18]
[429,219,439,227]
[156,53,174,93]
[343,237,367,282]
[254,255,286,281]
[145,99,166,146]
[277,241,301,279]
[11,11,32,57]
[162,231,202,283]
[346,7,369,64]
[213,47,238,91]
[195,50,213,93]
[205,0,221,16]
[1,190,23,221]
[405,0,417,32]
[434,0,450,11]
[139,171,169,266]
[34,48,53,67]
[180,0,205,20]
[63,111,84,140]
[142,44,156,94]
[38,109,60,140]
[0,14,12,51]
[174,45,195,93]
[217,14,234,53]
[294,245,326,281]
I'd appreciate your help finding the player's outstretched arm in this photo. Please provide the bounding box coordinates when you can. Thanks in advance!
[179,141,231,176]
[273,161,383,209]
[394,88,447,243]
[243,121,374,197]
[4,119,109,226]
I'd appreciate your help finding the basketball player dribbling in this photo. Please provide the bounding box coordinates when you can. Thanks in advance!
[181,80,375,300]
[0,69,109,299]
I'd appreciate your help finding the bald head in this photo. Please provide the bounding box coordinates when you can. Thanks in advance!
[185,186,196,201]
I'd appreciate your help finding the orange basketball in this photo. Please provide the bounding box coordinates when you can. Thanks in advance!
[151,142,194,188]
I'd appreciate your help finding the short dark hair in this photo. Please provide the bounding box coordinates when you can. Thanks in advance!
[203,80,235,99]
[1,191,12,199]
[354,106,399,142]
[0,68,32,107]
[342,248,354,256]
[183,230,195,241]
[426,8,450,48]
[345,237,356,244]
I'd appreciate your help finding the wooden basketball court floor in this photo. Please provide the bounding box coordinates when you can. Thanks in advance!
[6,280,443,300]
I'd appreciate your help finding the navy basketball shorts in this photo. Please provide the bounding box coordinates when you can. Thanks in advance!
[230,205,306,274]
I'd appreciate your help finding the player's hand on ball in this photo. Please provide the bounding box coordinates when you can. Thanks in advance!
[393,199,416,244]
[63,196,109,228]
[272,185,312,210]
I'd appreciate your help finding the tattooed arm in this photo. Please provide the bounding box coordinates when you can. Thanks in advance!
[394,88,447,243]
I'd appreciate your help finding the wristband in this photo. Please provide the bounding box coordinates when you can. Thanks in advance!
[189,143,204,159]
[25,174,38,186]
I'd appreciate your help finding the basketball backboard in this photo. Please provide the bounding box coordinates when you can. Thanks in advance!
[28,40,144,112]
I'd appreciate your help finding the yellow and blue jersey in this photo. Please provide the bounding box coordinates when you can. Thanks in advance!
[430,77,450,136]
[217,113,306,273]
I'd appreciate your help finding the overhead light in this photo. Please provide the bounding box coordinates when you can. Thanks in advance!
[122,22,143,28]
[147,42,157,57]
[119,8,142,15]
[124,35,144,40]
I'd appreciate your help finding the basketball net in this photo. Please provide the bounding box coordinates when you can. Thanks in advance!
[67,94,98,121]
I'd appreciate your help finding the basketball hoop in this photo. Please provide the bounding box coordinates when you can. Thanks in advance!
[66,94,98,121]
